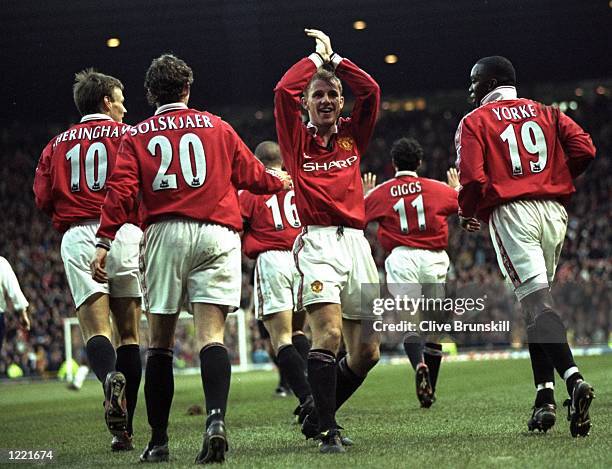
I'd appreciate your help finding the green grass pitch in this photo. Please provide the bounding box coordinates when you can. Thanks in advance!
[1,355,610,468]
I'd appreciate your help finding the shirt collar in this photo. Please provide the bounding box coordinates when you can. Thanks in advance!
[80,113,113,123]
[306,121,338,137]
[155,102,188,115]
[480,86,518,106]
[395,170,418,177]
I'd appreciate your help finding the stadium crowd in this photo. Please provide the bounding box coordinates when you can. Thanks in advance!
[0,88,609,377]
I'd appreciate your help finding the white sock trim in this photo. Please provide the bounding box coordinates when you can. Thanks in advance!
[536,382,554,391]
[563,366,580,381]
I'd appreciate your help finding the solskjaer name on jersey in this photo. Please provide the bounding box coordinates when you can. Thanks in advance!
[52,124,130,148]
[129,114,214,136]
[302,155,358,172]
[389,181,422,197]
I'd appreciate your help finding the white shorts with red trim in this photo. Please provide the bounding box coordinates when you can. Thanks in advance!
[385,246,449,300]
[139,220,241,315]
[489,199,567,301]
[61,222,142,308]
[254,250,296,319]
[293,225,380,320]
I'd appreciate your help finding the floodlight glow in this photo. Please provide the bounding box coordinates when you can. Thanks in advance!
[106,38,120,48]
[385,54,398,64]
[353,20,367,30]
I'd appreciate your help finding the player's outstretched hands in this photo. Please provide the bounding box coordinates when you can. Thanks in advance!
[305,29,333,62]
[447,167,460,189]
[91,247,109,283]
[459,216,481,232]
[362,172,377,195]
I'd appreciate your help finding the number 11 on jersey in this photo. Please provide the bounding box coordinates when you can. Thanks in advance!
[393,194,426,233]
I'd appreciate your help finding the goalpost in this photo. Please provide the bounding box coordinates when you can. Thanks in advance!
[63,309,251,382]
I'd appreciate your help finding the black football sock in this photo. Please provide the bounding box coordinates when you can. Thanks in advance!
[535,385,556,407]
[533,309,581,395]
[85,335,116,384]
[423,342,443,392]
[564,370,584,397]
[200,343,231,426]
[116,344,142,436]
[271,353,288,389]
[277,345,311,403]
[403,333,423,371]
[335,356,365,411]
[145,348,173,445]
[292,333,311,363]
[307,349,337,432]
[527,325,555,387]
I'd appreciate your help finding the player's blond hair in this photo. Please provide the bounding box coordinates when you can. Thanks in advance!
[304,66,343,98]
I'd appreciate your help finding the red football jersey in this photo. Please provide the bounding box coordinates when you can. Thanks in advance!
[239,189,302,259]
[365,172,458,251]
[33,114,132,232]
[274,54,380,229]
[97,103,284,240]
[455,87,596,221]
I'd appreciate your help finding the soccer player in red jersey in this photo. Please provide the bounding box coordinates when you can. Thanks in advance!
[365,138,460,408]
[33,70,142,451]
[275,29,381,452]
[240,140,314,423]
[90,54,290,463]
[455,56,596,436]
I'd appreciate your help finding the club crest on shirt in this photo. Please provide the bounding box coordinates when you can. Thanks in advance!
[337,137,354,151]
[311,280,324,293]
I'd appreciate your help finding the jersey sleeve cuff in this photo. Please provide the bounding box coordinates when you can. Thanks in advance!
[95,237,112,251]
[330,52,343,69]
[308,53,324,68]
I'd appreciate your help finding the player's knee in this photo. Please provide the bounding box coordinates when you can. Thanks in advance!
[317,326,342,351]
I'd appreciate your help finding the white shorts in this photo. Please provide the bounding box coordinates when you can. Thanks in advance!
[254,250,296,319]
[489,199,567,301]
[385,246,449,300]
[61,221,142,308]
[293,226,380,321]
[140,220,241,315]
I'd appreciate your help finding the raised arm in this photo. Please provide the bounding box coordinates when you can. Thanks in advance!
[335,58,380,154]
[273,56,317,175]
[305,29,381,154]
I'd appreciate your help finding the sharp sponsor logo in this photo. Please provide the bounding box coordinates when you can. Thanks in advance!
[303,155,358,172]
